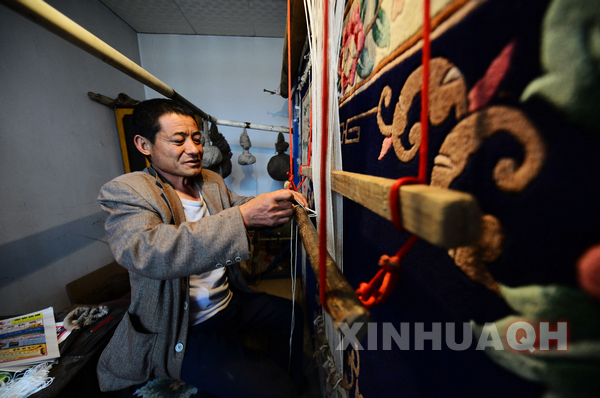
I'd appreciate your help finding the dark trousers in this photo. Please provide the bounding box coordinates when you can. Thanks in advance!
[180,289,304,398]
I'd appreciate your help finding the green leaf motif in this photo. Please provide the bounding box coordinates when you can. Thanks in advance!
[472,284,600,397]
[372,8,390,48]
[357,48,374,79]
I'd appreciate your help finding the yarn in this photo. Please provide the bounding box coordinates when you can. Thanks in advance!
[356,235,418,307]
[303,0,346,378]
[237,127,256,165]
[318,0,330,314]
[0,362,54,398]
[286,0,295,189]
[63,305,108,331]
[207,122,233,178]
[200,130,223,169]
[267,132,291,181]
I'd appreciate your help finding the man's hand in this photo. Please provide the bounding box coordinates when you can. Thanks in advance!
[239,190,308,229]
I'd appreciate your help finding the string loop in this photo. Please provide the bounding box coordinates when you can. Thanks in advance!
[356,234,418,306]
[389,176,421,231]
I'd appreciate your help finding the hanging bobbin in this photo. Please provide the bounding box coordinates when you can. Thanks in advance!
[238,127,256,165]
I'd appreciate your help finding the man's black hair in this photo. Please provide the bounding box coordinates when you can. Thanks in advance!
[132,98,197,143]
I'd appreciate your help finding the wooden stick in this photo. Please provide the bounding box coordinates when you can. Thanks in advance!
[1,0,289,134]
[302,167,480,248]
[294,206,371,340]
[214,118,289,134]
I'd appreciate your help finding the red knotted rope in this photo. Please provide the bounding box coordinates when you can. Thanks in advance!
[357,0,431,307]
[356,234,418,306]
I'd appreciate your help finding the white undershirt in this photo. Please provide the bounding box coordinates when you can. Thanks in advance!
[179,193,232,325]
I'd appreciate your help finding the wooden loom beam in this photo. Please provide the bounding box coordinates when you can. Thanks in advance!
[213,118,288,134]
[302,167,480,248]
[1,0,288,134]
[294,206,371,340]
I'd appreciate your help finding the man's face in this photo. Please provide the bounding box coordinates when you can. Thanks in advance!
[137,113,204,180]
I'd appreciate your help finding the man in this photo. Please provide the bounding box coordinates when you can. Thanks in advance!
[97,98,307,397]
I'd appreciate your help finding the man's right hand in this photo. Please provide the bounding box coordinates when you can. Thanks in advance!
[239,189,308,229]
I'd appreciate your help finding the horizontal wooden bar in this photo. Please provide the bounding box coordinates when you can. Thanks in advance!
[214,118,289,133]
[1,0,289,134]
[302,167,480,248]
[294,207,371,340]
[1,0,176,100]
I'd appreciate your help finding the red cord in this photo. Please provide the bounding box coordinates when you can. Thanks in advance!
[319,0,330,313]
[389,176,421,230]
[356,234,418,307]
[357,0,431,307]
[286,0,296,191]
[420,0,430,182]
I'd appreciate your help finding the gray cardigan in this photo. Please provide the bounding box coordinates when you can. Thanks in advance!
[96,166,254,391]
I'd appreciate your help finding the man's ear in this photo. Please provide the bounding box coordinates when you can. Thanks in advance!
[134,135,152,157]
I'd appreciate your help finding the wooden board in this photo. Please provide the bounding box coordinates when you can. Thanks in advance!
[302,167,480,248]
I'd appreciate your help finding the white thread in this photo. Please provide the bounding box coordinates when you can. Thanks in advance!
[288,220,298,372]
[332,375,343,391]
[297,59,312,92]
[0,362,54,398]
[313,315,324,334]
[303,0,346,376]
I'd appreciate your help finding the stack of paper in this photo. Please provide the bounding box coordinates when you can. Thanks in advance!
[0,308,60,372]
[55,322,71,345]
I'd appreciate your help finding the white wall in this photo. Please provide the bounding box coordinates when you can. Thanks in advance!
[138,34,290,197]
[0,0,145,314]
[0,3,289,315]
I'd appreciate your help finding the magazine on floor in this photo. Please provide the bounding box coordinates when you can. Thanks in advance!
[0,307,60,372]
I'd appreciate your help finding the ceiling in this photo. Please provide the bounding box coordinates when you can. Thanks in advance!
[99,0,287,38]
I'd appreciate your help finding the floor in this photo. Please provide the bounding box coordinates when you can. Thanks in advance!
[251,277,324,398]
[54,276,324,398]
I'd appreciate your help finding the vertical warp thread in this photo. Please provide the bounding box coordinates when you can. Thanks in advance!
[319,0,330,313]
[304,0,345,378]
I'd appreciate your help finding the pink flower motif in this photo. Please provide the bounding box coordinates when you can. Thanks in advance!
[378,136,394,160]
[468,41,516,112]
[339,3,365,94]
[578,244,600,300]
